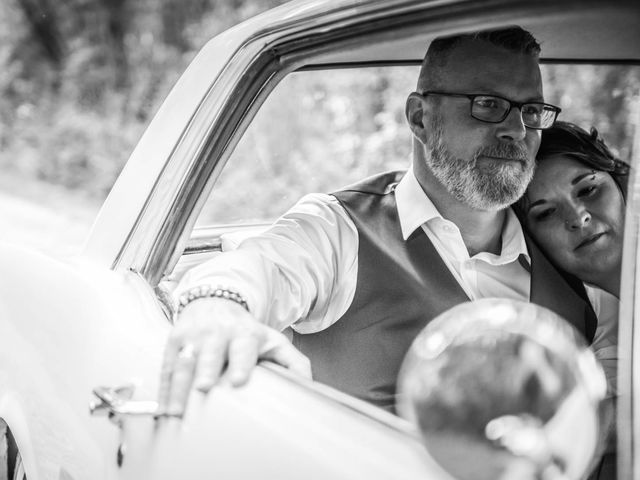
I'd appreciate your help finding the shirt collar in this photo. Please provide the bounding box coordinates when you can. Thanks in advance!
[395,167,441,240]
[395,167,530,263]
[490,207,530,265]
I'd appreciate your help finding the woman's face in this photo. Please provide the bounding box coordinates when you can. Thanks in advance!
[524,155,624,285]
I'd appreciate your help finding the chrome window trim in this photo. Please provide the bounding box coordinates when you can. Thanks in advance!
[183,223,272,255]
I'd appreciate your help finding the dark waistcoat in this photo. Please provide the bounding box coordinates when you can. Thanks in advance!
[292,171,597,411]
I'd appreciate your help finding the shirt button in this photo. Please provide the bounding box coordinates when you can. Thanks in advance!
[443,225,455,233]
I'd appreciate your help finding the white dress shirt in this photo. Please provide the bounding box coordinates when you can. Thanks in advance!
[585,284,619,396]
[178,168,531,333]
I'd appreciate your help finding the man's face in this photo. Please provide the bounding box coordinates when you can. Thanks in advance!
[421,40,543,211]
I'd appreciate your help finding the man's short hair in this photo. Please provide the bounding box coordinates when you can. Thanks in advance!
[417,26,541,91]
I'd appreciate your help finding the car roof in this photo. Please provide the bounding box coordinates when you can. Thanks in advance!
[293,0,640,65]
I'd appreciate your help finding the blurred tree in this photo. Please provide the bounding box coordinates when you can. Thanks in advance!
[160,0,210,50]
[102,0,130,88]
[542,64,640,161]
[0,0,294,198]
[200,64,640,225]
[17,0,65,65]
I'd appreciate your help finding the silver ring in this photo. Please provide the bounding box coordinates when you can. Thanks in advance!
[177,344,197,361]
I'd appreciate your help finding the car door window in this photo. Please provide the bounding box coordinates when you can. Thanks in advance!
[195,66,418,226]
[195,63,639,228]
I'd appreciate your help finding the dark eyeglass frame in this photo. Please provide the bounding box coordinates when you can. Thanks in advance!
[419,91,562,130]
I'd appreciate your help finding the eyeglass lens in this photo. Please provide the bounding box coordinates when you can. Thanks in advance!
[471,96,556,128]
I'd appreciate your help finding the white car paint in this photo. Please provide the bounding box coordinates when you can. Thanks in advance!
[0,244,168,479]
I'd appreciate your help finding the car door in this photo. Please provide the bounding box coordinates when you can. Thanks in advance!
[80,0,640,478]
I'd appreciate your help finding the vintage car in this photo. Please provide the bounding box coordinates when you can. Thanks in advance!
[0,0,638,478]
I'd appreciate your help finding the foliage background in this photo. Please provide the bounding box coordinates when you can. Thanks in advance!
[201,64,640,224]
[0,0,288,206]
[0,0,639,248]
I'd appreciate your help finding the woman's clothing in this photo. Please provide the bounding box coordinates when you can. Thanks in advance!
[585,283,618,397]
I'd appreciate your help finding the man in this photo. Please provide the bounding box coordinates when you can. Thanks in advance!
[158,27,596,416]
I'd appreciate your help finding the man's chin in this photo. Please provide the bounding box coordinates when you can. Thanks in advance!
[465,184,528,211]
[430,158,532,211]
[468,198,516,212]
[468,173,530,208]
[476,159,529,174]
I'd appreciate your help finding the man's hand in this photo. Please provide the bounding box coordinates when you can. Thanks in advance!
[158,297,311,417]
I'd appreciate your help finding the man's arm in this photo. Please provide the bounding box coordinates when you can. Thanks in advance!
[157,193,358,416]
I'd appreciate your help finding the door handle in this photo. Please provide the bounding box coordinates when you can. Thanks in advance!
[89,384,159,426]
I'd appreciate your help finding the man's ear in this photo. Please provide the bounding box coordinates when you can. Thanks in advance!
[405,92,430,143]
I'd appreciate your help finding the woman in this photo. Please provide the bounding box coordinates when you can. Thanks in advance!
[518,121,630,395]
[518,121,629,478]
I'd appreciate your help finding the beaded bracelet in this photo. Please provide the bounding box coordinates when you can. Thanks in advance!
[176,285,250,315]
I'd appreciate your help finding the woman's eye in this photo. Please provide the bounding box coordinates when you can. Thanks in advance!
[532,208,555,221]
[577,185,597,197]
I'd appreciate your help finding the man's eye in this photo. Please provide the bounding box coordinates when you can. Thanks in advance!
[522,104,544,115]
[578,185,597,197]
[474,98,500,109]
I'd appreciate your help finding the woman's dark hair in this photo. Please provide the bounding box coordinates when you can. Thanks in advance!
[536,121,630,198]
[516,121,630,218]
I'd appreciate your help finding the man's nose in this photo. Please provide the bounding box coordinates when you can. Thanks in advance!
[565,207,591,230]
[496,106,527,142]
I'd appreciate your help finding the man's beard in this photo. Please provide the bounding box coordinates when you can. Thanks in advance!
[425,116,535,211]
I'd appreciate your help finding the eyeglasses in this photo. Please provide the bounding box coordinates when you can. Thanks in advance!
[420,91,561,130]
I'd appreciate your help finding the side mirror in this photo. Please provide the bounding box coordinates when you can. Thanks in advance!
[396,299,608,480]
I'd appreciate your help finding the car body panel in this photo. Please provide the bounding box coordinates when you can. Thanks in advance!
[0,244,168,479]
[120,365,445,479]
[0,243,446,480]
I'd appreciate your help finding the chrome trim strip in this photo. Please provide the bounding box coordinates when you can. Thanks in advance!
[183,223,272,255]
[183,239,222,255]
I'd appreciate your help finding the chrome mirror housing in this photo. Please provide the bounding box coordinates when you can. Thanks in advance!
[396,298,608,480]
